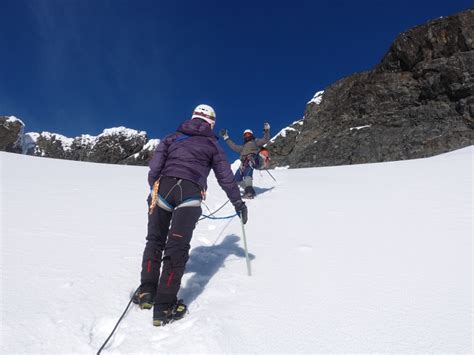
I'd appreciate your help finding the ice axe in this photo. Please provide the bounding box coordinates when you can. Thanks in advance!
[239,216,252,276]
[264,168,277,182]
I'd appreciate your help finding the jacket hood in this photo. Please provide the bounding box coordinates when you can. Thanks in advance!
[177,119,217,139]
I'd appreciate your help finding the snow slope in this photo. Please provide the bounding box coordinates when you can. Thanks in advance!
[1,148,472,353]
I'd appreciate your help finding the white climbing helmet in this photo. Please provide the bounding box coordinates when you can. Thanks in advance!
[192,104,216,128]
[243,129,253,135]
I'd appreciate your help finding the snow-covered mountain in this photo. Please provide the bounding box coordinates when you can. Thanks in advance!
[0,116,159,165]
[2,147,472,353]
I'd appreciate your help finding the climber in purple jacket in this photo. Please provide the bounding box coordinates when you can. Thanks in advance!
[135,104,247,327]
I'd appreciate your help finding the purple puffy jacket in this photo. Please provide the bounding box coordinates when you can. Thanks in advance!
[148,119,242,205]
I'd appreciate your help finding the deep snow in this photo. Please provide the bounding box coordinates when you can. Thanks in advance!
[1,147,472,353]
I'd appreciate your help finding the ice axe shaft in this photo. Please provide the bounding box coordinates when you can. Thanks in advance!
[265,169,277,182]
[240,217,252,276]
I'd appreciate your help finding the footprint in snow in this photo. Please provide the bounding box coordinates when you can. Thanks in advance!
[151,331,170,342]
[90,318,126,349]
[150,318,196,342]
[60,281,74,289]
[296,245,313,252]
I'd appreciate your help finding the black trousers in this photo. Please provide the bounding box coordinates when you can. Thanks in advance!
[140,176,202,305]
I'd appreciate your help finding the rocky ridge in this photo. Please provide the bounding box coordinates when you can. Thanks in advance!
[266,9,474,168]
[0,116,158,166]
[2,10,473,169]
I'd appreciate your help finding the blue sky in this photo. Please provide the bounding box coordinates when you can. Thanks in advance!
[0,0,471,158]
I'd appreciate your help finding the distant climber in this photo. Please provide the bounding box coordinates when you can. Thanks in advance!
[220,122,270,198]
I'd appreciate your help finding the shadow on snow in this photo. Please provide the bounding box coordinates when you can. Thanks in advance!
[178,234,255,305]
[253,186,274,195]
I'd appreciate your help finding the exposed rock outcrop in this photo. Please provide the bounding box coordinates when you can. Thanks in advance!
[72,127,148,164]
[0,116,24,153]
[1,124,159,166]
[267,9,474,168]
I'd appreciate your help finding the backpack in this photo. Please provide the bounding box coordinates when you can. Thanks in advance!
[248,139,270,170]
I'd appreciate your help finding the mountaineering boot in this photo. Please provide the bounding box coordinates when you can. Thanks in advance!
[172,299,188,321]
[153,300,188,326]
[138,293,154,310]
[243,186,256,199]
[132,285,156,310]
[153,303,174,326]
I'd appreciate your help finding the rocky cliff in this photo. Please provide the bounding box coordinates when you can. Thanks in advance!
[0,116,24,153]
[267,8,474,168]
[0,116,159,166]
[2,9,473,169]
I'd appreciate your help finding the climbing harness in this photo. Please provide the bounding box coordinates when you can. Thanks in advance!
[149,178,203,214]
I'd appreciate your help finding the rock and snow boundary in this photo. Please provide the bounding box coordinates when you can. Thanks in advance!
[0,116,159,165]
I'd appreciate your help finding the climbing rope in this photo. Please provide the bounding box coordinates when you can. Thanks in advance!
[199,199,233,221]
[201,213,237,220]
[96,286,140,355]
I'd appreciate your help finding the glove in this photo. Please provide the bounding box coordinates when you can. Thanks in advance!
[219,128,229,140]
[263,122,270,131]
[234,200,248,224]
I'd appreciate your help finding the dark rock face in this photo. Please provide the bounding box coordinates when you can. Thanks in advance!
[121,139,160,166]
[267,9,474,168]
[1,125,159,166]
[34,133,72,159]
[76,128,148,164]
[377,10,473,72]
[0,116,24,153]
[266,119,305,167]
